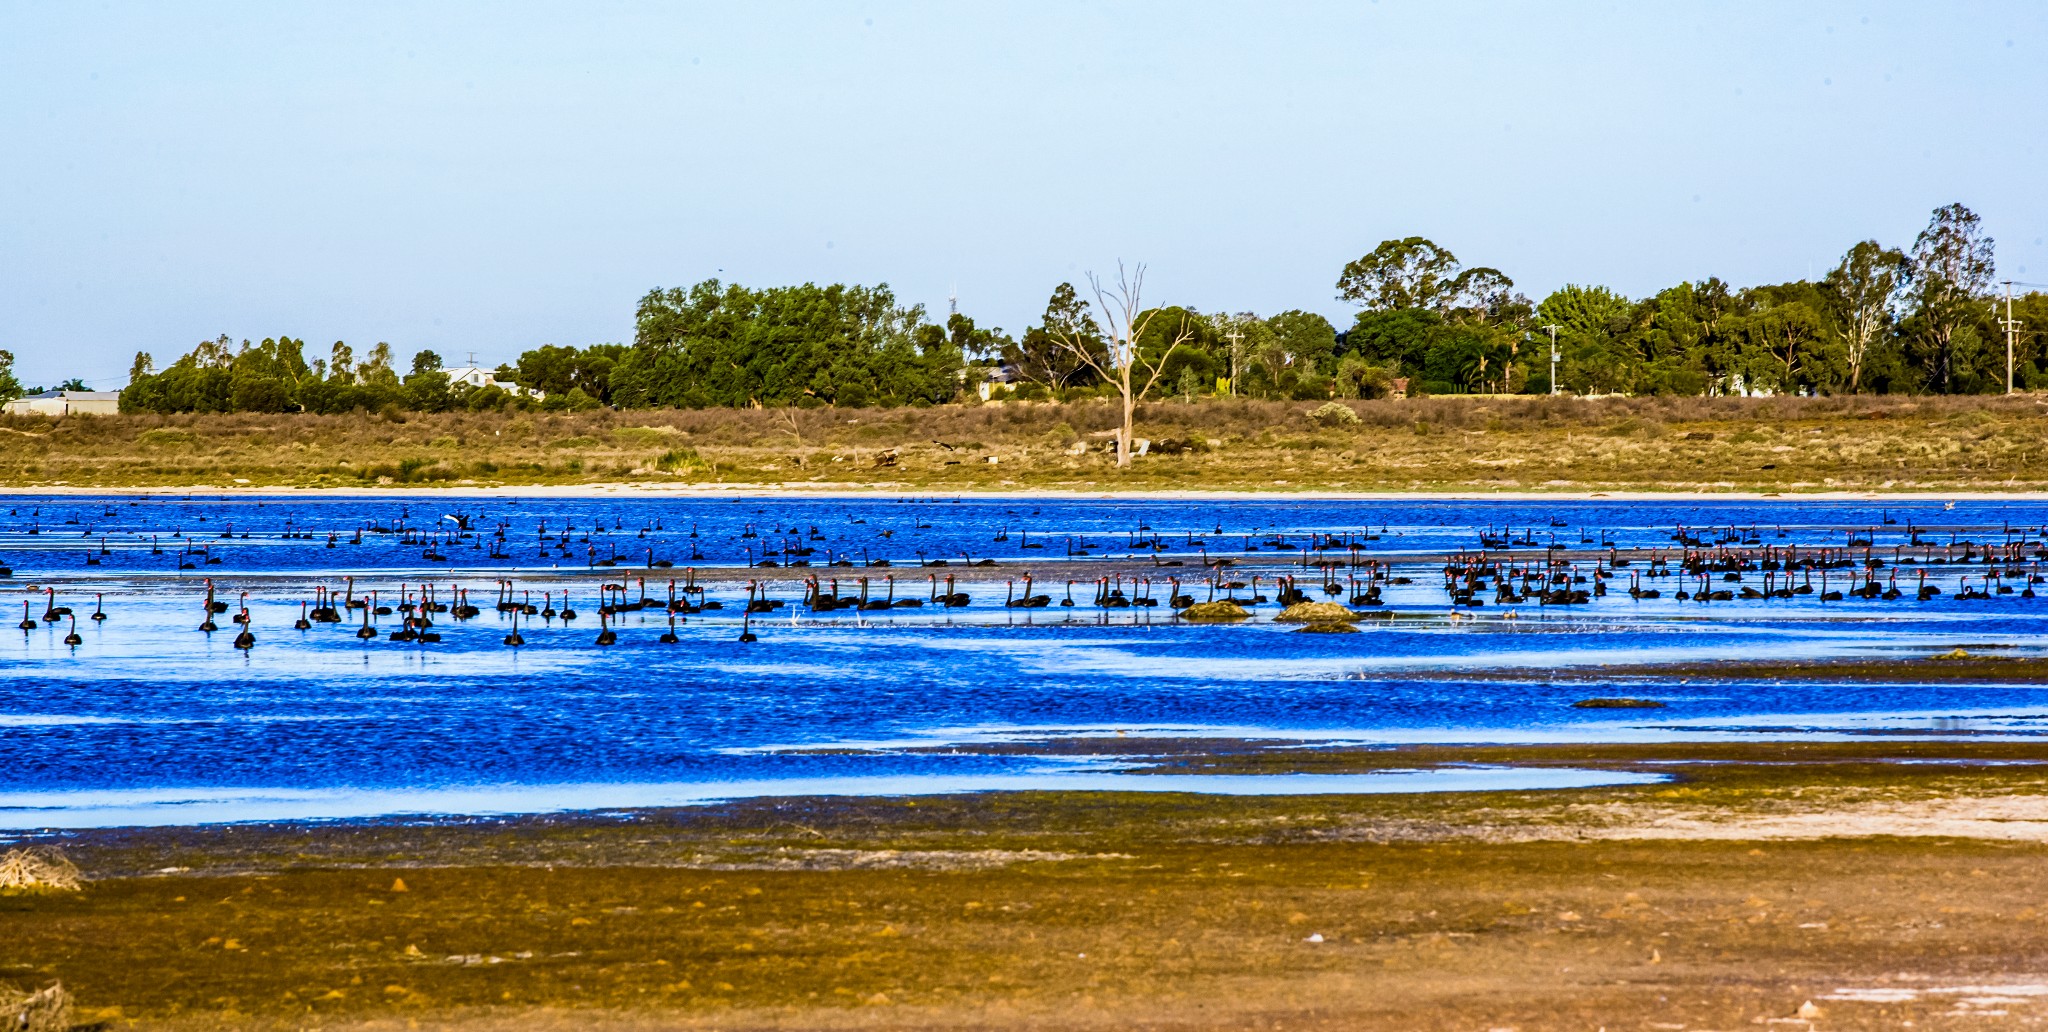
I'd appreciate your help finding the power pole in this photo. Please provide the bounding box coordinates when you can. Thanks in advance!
[2001,281,2023,395]
[1223,326,1244,396]
[1543,325,1560,396]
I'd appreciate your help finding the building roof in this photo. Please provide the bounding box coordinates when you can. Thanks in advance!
[438,366,541,398]
[14,390,120,401]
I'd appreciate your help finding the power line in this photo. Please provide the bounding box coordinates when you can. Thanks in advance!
[2001,280,2025,395]
[1542,325,1560,396]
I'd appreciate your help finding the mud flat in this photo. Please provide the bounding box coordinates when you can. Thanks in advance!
[10,741,2048,1030]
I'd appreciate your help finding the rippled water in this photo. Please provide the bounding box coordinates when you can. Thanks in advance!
[4,494,2047,828]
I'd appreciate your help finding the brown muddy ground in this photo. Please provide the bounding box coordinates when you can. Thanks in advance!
[10,742,2048,1030]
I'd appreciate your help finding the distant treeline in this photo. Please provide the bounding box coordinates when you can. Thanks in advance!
[97,202,2048,416]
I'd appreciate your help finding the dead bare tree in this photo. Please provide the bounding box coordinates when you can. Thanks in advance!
[1046,262,1194,468]
[772,408,807,468]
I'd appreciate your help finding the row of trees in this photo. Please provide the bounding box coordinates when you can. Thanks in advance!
[1335,204,2039,398]
[1508,204,2033,398]
[113,282,979,415]
[45,202,2041,420]
[992,204,2043,401]
[118,338,540,415]
[601,281,971,408]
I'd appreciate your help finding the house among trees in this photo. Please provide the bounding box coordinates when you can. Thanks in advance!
[3,389,121,417]
[977,361,1020,401]
[439,364,542,399]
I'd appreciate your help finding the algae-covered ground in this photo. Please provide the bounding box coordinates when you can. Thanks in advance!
[12,741,2048,1030]
[9,394,2048,494]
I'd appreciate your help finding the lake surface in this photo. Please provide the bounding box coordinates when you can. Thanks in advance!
[4,494,2047,829]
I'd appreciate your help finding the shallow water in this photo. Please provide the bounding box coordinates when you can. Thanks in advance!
[4,494,2047,828]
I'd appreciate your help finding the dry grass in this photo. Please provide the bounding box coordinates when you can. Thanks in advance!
[0,982,72,1032]
[7,394,2048,492]
[0,847,83,893]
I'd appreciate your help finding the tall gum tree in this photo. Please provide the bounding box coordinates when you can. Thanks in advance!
[1823,240,1907,393]
[1906,203,1996,393]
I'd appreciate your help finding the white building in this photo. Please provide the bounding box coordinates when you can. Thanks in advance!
[3,390,121,417]
[438,366,542,399]
[975,362,1019,401]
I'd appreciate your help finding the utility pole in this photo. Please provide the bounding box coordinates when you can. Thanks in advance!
[2001,281,2023,395]
[1223,326,1244,397]
[1542,325,1560,396]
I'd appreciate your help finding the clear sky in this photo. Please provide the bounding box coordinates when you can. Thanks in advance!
[2,1,2043,388]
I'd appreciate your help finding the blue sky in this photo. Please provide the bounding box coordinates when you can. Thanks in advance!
[2,1,2043,388]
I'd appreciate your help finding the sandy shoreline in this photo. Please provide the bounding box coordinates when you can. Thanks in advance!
[12,743,2048,1030]
[0,481,2034,501]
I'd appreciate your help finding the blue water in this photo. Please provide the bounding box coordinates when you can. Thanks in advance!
[3,493,2042,575]
[4,494,2047,829]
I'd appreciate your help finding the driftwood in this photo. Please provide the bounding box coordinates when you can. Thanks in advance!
[0,847,84,892]
[0,982,73,1032]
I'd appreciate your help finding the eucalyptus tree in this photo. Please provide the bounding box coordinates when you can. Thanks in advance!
[1734,283,1831,394]
[1535,284,1635,393]
[1337,236,1516,315]
[0,350,22,402]
[616,280,960,408]
[1337,237,1522,392]
[1822,241,1907,393]
[1004,283,1105,390]
[1905,203,1996,393]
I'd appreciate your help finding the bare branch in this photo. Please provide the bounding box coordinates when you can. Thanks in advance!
[1132,317,1195,401]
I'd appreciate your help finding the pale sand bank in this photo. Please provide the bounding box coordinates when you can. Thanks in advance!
[0,482,2037,502]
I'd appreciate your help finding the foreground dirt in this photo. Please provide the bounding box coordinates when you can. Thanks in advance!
[10,742,2048,1030]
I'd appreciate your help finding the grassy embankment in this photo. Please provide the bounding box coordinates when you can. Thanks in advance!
[5,394,2048,492]
[11,741,2048,1030]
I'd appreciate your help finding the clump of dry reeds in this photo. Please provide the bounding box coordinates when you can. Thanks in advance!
[0,846,84,893]
[0,982,73,1032]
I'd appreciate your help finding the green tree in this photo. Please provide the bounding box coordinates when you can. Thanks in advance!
[511,343,630,403]
[0,350,22,401]
[2011,292,2048,388]
[1133,306,1222,394]
[1905,203,1996,393]
[1617,280,1734,396]
[1536,285,1638,394]
[1731,283,1831,394]
[1336,236,1514,316]
[403,364,455,412]
[1267,311,1338,374]
[1005,283,1105,391]
[1422,325,1502,394]
[327,341,356,384]
[362,343,397,384]
[1329,352,1396,399]
[511,345,582,397]
[946,313,1011,361]
[614,280,960,408]
[1337,237,1463,310]
[1822,241,1906,393]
